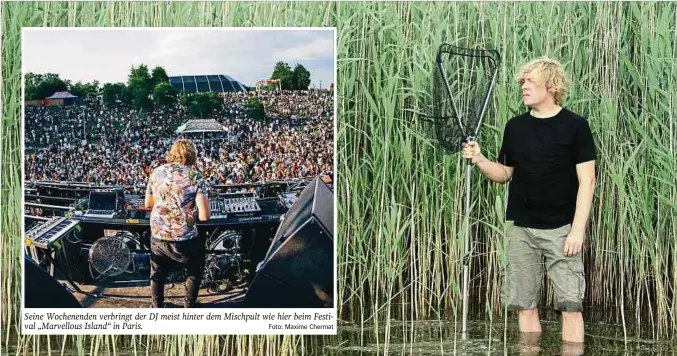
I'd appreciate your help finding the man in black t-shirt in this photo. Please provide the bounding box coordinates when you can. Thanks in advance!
[463,57,596,344]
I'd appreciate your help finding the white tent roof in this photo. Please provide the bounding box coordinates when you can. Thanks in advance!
[175,119,227,134]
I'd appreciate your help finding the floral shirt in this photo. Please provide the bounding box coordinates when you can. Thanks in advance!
[146,163,209,241]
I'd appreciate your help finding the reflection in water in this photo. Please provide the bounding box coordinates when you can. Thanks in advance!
[317,318,676,355]
[519,332,584,356]
[519,332,542,356]
[6,318,673,355]
[560,341,585,356]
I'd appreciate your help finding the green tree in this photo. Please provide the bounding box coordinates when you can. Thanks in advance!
[25,73,41,100]
[292,64,311,90]
[131,85,152,109]
[151,66,169,89]
[69,80,100,99]
[128,64,153,109]
[102,83,130,105]
[24,72,69,100]
[180,92,222,117]
[120,85,132,104]
[270,61,294,90]
[88,80,101,99]
[153,82,178,108]
[69,82,87,98]
[245,97,266,120]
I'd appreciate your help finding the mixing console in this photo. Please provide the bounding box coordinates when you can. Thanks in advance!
[210,198,228,219]
[223,197,261,215]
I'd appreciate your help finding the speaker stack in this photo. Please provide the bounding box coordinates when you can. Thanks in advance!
[24,256,82,308]
[244,177,334,308]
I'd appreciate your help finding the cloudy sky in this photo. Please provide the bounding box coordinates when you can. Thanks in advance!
[23,28,335,88]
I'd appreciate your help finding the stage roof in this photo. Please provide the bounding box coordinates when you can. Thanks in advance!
[168,75,247,93]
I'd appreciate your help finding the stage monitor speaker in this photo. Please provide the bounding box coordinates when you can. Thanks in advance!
[245,177,334,308]
[24,256,82,308]
[54,232,89,283]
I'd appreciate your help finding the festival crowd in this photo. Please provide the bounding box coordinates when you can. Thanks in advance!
[24,90,334,186]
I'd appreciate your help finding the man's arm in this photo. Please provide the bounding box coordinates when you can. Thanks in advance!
[463,141,514,184]
[194,173,211,221]
[475,154,514,184]
[144,182,154,210]
[196,193,210,221]
[564,160,596,256]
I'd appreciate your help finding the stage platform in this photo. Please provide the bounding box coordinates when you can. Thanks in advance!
[62,274,248,308]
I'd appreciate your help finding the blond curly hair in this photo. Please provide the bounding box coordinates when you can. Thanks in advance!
[516,56,570,105]
[166,139,197,166]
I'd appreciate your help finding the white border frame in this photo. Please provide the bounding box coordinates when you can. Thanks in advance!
[21,27,338,336]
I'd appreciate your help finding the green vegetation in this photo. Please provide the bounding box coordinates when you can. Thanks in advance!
[180,92,222,117]
[24,73,70,100]
[245,97,265,120]
[336,0,676,341]
[3,1,676,355]
[270,61,313,90]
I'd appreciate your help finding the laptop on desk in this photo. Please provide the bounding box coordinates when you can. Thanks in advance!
[84,191,117,218]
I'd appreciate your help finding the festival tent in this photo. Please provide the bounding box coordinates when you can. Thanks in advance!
[45,91,79,106]
[175,119,228,134]
[175,119,241,142]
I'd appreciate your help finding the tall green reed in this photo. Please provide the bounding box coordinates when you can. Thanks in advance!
[3,1,677,355]
[338,1,676,340]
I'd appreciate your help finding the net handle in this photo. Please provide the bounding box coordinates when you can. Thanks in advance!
[464,135,475,166]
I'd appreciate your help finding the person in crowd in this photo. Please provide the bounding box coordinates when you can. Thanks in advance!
[24,90,334,186]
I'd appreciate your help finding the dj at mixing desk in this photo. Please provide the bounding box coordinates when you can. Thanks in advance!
[75,197,282,227]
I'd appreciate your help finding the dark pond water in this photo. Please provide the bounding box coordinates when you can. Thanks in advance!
[314,317,676,355]
[5,315,675,355]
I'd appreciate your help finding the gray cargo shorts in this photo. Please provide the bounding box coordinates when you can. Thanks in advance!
[501,222,585,312]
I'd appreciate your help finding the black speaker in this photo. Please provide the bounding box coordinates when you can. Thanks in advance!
[54,231,89,283]
[244,177,334,308]
[24,256,82,308]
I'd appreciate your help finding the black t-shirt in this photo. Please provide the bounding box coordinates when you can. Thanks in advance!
[498,108,596,228]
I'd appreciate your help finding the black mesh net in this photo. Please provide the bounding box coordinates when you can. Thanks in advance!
[429,45,500,153]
